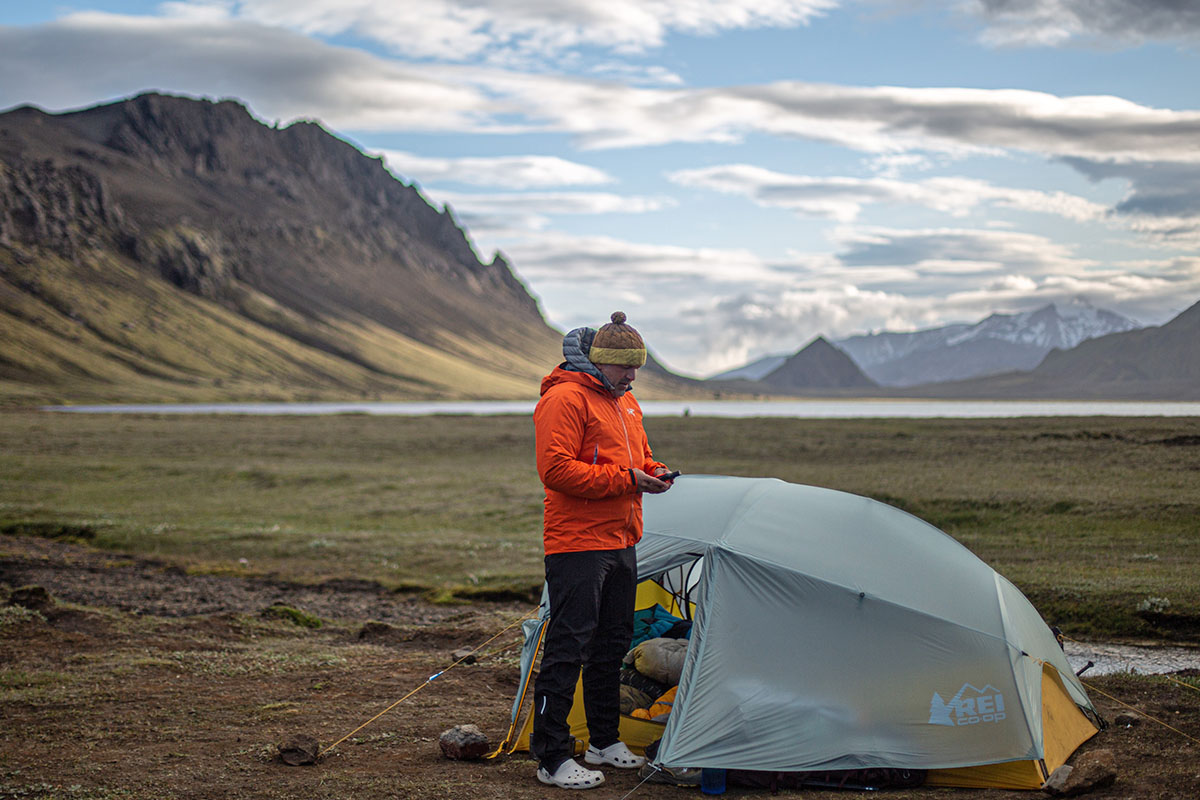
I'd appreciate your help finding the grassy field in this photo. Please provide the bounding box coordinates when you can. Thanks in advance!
[3,410,1199,641]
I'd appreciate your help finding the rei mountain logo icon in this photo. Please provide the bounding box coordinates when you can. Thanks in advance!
[929,683,1007,727]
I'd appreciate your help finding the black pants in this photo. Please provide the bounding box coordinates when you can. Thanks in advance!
[531,546,637,773]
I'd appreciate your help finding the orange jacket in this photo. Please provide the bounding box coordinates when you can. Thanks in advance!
[534,366,665,555]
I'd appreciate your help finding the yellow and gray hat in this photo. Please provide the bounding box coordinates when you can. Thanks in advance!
[589,311,647,367]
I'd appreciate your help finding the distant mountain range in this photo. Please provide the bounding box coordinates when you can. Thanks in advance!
[709,299,1199,400]
[899,300,1200,400]
[0,93,694,404]
[714,302,1143,387]
[836,301,1143,387]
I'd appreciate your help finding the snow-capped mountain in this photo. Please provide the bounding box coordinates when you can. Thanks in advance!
[835,301,1143,387]
[904,299,1200,400]
[950,301,1141,351]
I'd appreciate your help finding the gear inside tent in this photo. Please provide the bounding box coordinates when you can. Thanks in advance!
[493,476,1101,790]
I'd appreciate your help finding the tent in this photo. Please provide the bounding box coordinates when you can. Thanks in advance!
[494,476,1101,789]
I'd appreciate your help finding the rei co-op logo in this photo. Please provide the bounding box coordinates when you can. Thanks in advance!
[929,683,1006,727]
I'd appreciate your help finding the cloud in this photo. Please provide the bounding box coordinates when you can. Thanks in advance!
[438,190,671,216]
[482,223,1174,375]
[6,13,1200,168]
[458,214,1194,374]
[451,73,1200,164]
[586,62,685,87]
[676,254,1200,375]
[937,267,1200,327]
[1058,156,1200,245]
[482,225,1137,376]
[0,13,497,131]
[865,152,935,178]
[377,150,614,189]
[831,225,1094,277]
[1103,257,1200,319]
[962,0,1200,47]
[488,232,801,374]
[716,83,1200,162]
[159,1,234,22]
[165,0,839,63]
[667,164,1107,221]
[690,286,912,370]
[498,231,776,283]
[423,189,675,240]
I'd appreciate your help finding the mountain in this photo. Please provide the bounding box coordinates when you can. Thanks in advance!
[904,300,1200,400]
[0,93,693,404]
[703,299,1194,400]
[834,301,1143,387]
[710,353,788,382]
[760,337,877,392]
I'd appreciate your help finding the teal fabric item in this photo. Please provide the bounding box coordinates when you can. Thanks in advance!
[631,604,687,648]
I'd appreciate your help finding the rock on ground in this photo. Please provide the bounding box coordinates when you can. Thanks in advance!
[1042,765,1072,795]
[7,585,53,610]
[439,724,490,760]
[1113,711,1142,726]
[278,734,320,766]
[1044,749,1117,796]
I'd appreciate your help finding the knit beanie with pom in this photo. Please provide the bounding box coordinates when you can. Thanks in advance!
[588,311,647,367]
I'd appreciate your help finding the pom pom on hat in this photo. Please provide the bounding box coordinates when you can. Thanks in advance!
[589,311,647,367]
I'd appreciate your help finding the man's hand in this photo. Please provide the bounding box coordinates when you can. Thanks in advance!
[632,468,671,494]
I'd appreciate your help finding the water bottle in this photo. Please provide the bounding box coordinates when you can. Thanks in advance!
[700,767,726,795]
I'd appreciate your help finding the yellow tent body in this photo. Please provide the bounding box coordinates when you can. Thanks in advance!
[500,581,680,759]
[926,664,1099,789]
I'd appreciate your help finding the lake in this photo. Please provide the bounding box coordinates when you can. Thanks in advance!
[45,399,1200,418]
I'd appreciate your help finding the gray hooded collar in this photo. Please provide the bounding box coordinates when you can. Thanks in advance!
[560,327,618,396]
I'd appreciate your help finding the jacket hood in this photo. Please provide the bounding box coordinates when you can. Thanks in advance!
[540,364,605,397]
[542,326,618,396]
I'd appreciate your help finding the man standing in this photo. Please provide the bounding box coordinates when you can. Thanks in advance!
[532,312,674,790]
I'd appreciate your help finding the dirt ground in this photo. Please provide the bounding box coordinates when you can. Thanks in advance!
[2,534,1198,800]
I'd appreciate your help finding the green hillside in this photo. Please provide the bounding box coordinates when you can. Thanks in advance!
[0,246,546,404]
[0,94,699,406]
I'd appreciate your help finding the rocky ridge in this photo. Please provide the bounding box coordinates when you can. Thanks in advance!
[2,93,665,402]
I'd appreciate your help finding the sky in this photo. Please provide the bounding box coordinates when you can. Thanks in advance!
[2,1,1199,377]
